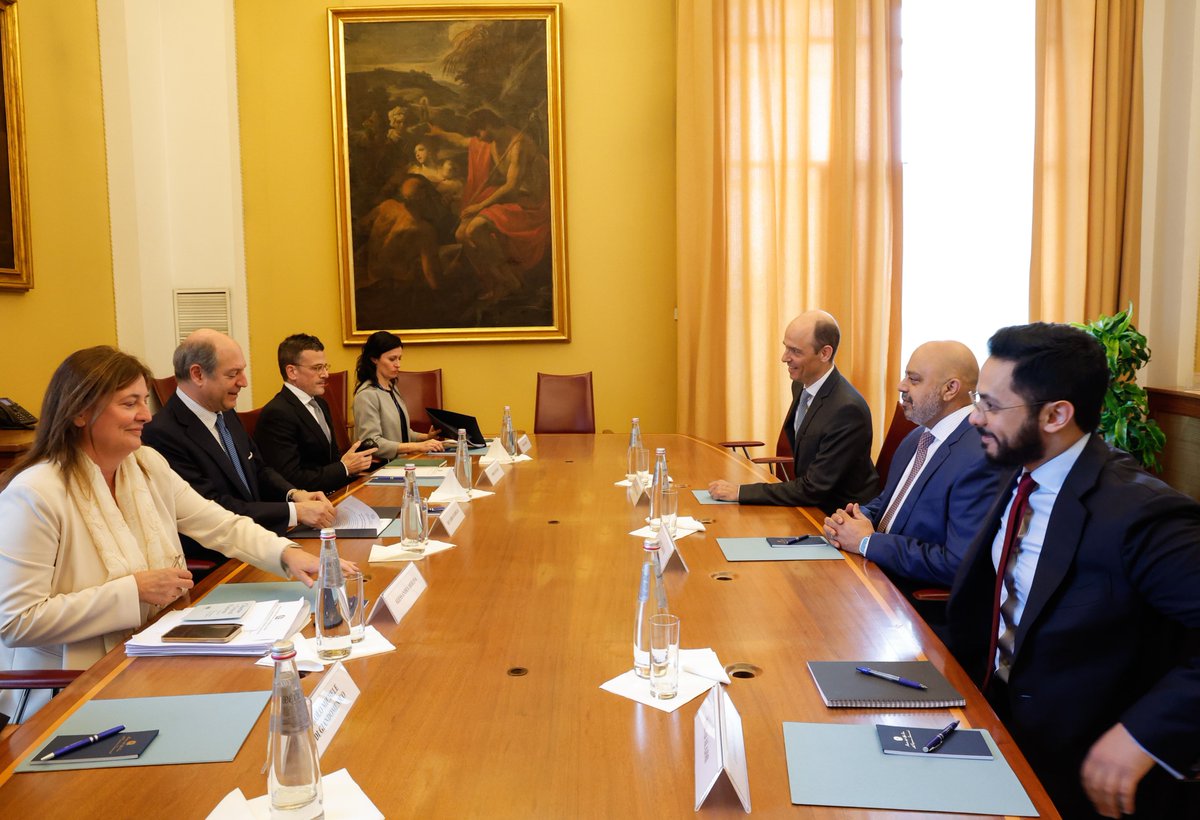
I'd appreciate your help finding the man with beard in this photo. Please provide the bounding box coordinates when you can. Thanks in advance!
[823,341,1004,608]
[946,322,1200,819]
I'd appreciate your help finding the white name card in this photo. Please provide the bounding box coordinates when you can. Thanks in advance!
[379,563,427,624]
[431,500,465,537]
[517,433,532,454]
[626,475,649,506]
[657,525,689,572]
[310,661,359,758]
[479,459,505,486]
[694,684,751,813]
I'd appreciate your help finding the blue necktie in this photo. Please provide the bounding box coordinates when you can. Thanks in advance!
[215,412,251,495]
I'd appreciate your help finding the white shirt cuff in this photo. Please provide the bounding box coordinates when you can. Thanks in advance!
[858,535,871,557]
[287,502,297,528]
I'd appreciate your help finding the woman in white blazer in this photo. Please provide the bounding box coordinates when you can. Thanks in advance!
[0,346,325,721]
[352,331,445,460]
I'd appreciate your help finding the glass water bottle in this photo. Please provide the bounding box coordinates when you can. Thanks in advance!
[454,428,473,495]
[267,639,324,819]
[648,447,669,532]
[400,463,427,553]
[627,417,643,478]
[633,538,669,678]
[501,405,517,456]
[315,529,351,660]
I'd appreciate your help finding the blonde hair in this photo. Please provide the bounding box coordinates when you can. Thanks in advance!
[0,346,153,493]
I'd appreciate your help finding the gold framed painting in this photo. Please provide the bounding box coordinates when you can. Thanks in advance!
[329,4,568,344]
[0,0,31,292]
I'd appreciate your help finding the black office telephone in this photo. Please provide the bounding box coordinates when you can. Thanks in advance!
[0,397,37,429]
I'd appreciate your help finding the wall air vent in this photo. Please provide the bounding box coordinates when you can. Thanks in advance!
[173,289,232,343]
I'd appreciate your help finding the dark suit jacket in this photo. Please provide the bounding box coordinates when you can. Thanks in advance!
[860,416,1004,587]
[947,435,1200,816]
[143,394,294,560]
[255,388,350,494]
[739,367,878,513]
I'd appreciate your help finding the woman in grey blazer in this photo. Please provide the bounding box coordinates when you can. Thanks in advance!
[352,331,445,460]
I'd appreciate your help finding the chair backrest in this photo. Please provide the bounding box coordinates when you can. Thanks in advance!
[773,422,796,481]
[534,372,595,434]
[151,375,176,412]
[237,407,263,440]
[324,370,352,453]
[875,401,918,480]
[393,369,444,434]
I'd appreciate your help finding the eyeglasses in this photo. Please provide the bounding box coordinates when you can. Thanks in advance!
[295,363,331,374]
[969,390,1048,416]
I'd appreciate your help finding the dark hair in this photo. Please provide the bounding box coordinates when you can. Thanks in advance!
[355,331,404,389]
[466,107,505,133]
[278,333,324,378]
[173,335,218,381]
[813,316,841,357]
[987,322,1109,432]
[0,346,154,493]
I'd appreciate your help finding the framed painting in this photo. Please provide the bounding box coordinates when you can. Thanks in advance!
[329,5,568,344]
[0,0,31,292]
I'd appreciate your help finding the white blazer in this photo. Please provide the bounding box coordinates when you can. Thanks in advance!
[0,446,293,717]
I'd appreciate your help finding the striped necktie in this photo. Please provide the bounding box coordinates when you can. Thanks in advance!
[215,412,252,495]
[877,431,935,533]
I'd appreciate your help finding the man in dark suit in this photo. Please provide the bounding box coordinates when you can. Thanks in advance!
[255,334,374,494]
[947,323,1200,819]
[822,341,1004,599]
[143,329,334,564]
[707,310,878,513]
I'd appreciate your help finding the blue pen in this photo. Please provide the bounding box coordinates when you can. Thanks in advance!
[855,665,928,690]
[922,719,960,753]
[38,724,125,761]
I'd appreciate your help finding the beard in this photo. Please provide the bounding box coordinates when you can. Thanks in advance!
[981,410,1045,467]
[901,391,943,427]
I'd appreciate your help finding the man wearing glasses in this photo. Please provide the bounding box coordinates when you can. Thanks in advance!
[144,329,335,565]
[947,322,1200,819]
[256,334,376,493]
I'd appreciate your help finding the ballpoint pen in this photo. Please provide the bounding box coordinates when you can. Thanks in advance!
[922,719,960,753]
[855,665,928,690]
[38,725,126,761]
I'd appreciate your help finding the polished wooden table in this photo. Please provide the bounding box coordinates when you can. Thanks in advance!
[0,428,35,471]
[0,434,1057,818]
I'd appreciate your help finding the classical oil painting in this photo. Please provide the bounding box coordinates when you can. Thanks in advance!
[330,6,568,343]
[0,0,32,292]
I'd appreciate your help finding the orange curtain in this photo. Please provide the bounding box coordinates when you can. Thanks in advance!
[1030,0,1143,323]
[676,0,902,454]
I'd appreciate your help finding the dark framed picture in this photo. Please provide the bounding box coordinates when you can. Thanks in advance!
[329,4,568,344]
[0,0,31,292]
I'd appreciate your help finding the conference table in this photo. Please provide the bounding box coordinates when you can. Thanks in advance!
[0,434,1057,818]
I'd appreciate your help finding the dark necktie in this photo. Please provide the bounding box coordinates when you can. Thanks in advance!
[792,391,813,439]
[877,430,935,533]
[215,412,252,495]
[983,472,1038,690]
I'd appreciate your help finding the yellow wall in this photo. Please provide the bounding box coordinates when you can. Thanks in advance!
[0,0,115,410]
[234,0,678,434]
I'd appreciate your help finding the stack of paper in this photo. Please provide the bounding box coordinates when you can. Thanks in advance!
[126,599,310,657]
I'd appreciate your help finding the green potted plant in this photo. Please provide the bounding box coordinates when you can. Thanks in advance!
[1072,304,1166,472]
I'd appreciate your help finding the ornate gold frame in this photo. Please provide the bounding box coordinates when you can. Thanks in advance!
[329,4,568,344]
[0,0,31,291]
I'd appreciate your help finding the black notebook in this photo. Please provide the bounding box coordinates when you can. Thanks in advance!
[30,730,158,764]
[876,724,993,760]
[807,661,965,708]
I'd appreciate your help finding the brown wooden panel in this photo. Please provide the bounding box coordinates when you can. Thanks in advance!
[0,435,1056,819]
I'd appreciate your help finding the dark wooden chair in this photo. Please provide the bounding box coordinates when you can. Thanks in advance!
[0,670,83,732]
[393,369,444,434]
[151,375,176,412]
[324,370,352,453]
[534,372,595,434]
[237,407,263,440]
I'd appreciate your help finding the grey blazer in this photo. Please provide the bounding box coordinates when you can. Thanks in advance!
[353,382,417,460]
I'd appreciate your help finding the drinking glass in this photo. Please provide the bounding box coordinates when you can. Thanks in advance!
[649,613,680,699]
[661,487,679,537]
[344,570,366,644]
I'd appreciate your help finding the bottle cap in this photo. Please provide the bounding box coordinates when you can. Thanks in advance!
[643,538,660,551]
[319,528,336,539]
[632,417,639,422]
[458,428,466,434]
[405,462,416,468]
[270,639,297,660]
[655,447,666,454]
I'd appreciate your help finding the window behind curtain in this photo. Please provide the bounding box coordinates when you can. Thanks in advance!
[900,1,1035,368]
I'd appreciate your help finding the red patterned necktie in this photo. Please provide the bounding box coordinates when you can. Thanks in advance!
[982,472,1038,690]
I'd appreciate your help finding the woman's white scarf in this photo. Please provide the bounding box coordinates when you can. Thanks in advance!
[72,449,180,580]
